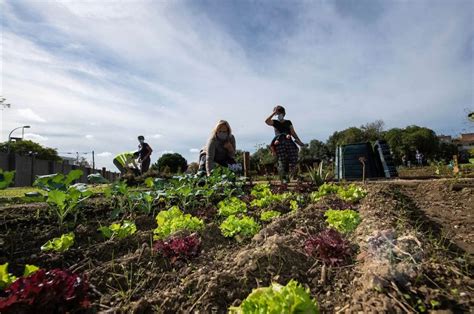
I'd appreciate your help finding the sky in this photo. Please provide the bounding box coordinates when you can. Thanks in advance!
[1,0,473,170]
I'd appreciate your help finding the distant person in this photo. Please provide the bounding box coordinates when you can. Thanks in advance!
[265,105,306,183]
[416,150,423,166]
[137,135,153,174]
[198,120,237,176]
[113,151,139,176]
[401,154,407,167]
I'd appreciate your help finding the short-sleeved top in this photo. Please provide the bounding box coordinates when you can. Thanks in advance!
[115,152,134,167]
[138,142,152,160]
[272,120,293,136]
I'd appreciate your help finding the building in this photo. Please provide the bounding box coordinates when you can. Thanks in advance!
[438,135,453,144]
[457,133,474,151]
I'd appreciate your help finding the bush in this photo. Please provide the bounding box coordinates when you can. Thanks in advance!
[152,153,187,174]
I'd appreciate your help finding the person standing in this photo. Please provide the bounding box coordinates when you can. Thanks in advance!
[265,105,306,183]
[415,150,423,166]
[198,120,236,176]
[137,135,153,174]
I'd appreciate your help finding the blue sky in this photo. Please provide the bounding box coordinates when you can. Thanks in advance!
[1,0,473,170]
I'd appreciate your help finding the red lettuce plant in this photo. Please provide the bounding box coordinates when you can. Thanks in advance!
[153,233,201,263]
[0,269,90,312]
[304,229,352,266]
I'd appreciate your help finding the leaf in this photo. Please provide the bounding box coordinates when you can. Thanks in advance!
[47,190,67,209]
[0,169,15,190]
[23,264,40,277]
[64,169,83,186]
[0,263,17,290]
[41,233,75,253]
[87,173,108,184]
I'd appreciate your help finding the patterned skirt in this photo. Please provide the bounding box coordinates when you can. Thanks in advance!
[275,139,299,165]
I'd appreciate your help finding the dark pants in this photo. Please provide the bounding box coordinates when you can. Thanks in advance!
[198,154,236,174]
[141,157,151,174]
[113,158,126,174]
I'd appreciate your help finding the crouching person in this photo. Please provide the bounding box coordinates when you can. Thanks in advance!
[198,120,237,176]
[113,151,140,176]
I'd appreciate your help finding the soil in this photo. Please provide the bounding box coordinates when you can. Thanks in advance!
[0,179,472,313]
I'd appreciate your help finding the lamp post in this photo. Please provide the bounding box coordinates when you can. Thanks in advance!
[7,125,31,153]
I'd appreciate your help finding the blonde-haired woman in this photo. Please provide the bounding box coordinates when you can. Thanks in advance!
[198,120,236,176]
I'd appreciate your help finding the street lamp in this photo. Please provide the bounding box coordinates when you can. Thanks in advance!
[7,125,31,153]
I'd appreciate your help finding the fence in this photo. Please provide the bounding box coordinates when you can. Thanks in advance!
[0,152,119,187]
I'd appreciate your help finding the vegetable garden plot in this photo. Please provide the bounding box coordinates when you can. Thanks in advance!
[0,171,472,313]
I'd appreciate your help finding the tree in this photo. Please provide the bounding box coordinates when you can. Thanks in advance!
[0,140,60,161]
[360,120,385,142]
[327,127,365,155]
[299,139,330,168]
[383,125,440,163]
[250,144,276,175]
[77,157,91,167]
[152,153,187,174]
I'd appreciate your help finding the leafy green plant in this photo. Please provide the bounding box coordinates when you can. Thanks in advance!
[218,197,247,217]
[0,169,15,190]
[260,210,281,222]
[337,184,367,202]
[23,264,40,277]
[324,209,361,234]
[310,183,339,202]
[46,186,92,229]
[220,215,260,240]
[0,264,40,290]
[307,162,331,187]
[0,263,17,290]
[153,206,204,240]
[34,170,83,191]
[229,279,319,313]
[105,181,136,218]
[99,220,137,240]
[250,183,293,208]
[41,232,75,253]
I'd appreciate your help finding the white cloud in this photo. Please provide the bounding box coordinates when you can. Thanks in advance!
[189,148,200,153]
[97,151,112,157]
[24,133,48,142]
[151,134,163,139]
[17,108,46,123]
[85,134,94,139]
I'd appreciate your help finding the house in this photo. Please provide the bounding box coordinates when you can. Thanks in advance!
[451,133,474,151]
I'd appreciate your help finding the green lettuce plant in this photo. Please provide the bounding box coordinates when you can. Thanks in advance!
[229,279,319,313]
[336,184,367,202]
[324,209,361,234]
[99,220,137,239]
[0,169,15,190]
[220,215,260,240]
[218,197,247,217]
[250,184,293,208]
[153,206,204,240]
[0,263,17,290]
[41,232,75,253]
[260,210,281,222]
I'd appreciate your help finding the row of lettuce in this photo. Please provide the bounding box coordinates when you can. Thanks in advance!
[1,168,367,312]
